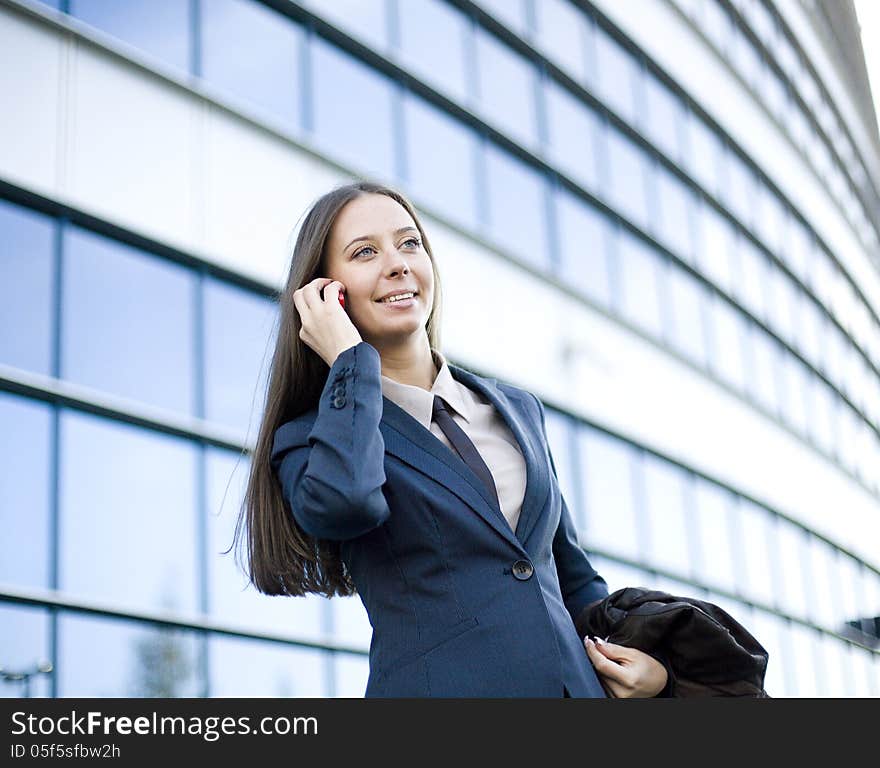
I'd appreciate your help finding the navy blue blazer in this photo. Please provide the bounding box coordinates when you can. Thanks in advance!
[271,341,609,697]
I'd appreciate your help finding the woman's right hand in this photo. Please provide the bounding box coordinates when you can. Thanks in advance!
[293,278,363,367]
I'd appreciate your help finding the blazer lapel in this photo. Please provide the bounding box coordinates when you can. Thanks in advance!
[378,363,551,551]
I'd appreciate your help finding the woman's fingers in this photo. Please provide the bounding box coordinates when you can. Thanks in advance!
[584,638,629,685]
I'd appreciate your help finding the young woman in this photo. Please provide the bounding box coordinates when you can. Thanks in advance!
[236,181,668,698]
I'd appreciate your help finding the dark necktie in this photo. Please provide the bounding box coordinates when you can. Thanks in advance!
[431,395,500,510]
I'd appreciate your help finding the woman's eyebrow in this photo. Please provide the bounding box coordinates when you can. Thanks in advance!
[344,226,418,252]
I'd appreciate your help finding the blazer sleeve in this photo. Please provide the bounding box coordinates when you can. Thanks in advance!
[270,341,390,541]
[532,393,609,629]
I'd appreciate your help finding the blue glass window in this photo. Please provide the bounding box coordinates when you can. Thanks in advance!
[691,479,737,593]
[0,394,51,590]
[475,28,540,150]
[654,166,695,261]
[544,81,601,193]
[641,454,692,579]
[765,266,798,347]
[695,201,736,295]
[775,518,809,619]
[70,0,191,72]
[484,144,550,270]
[806,536,840,630]
[706,294,748,392]
[735,499,779,607]
[0,604,51,699]
[745,325,782,416]
[397,0,469,104]
[534,0,590,84]
[593,26,638,124]
[204,280,277,435]
[402,93,479,230]
[604,128,650,230]
[62,227,195,414]
[474,0,530,36]
[642,73,685,163]
[755,184,788,258]
[334,654,370,697]
[778,354,810,436]
[578,428,641,561]
[310,38,396,181]
[615,230,665,337]
[200,0,302,129]
[541,408,579,523]
[205,448,325,640]
[59,411,198,613]
[209,636,328,696]
[58,613,202,696]
[732,235,770,323]
[555,188,615,309]
[723,151,756,228]
[0,200,55,375]
[665,266,710,367]
[332,594,373,652]
[684,112,723,197]
[299,0,388,51]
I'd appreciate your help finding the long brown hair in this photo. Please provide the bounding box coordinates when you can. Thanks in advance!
[234,181,444,598]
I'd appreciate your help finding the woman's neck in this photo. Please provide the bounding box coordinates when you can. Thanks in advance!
[375,335,439,391]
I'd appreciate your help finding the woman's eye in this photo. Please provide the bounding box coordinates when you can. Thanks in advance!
[353,246,375,259]
[404,237,421,248]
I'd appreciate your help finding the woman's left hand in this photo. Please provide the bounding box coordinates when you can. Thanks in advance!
[584,637,668,698]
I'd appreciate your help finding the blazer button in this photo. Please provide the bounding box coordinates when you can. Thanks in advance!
[512,560,533,581]
[332,395,346,408]
[332,385,345,398]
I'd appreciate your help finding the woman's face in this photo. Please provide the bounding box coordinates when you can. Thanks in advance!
[324,193,434,348]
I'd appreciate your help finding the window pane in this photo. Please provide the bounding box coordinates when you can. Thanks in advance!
[0,201,54,375]
[555,189,614,309]
[732,234,770,323]
[299,0,388,51]
[578,428,641,561]
[205,448,325,640]
[775,518,808,620]
[589,554,650,594]
[0,604,51,699]
[777,353,809,436]
[749,610,788,696]
[616,230,664,337]
[641,454,692,578]
[484,144,549,269]
[604,128,649,230]
[311,38,396,181]
[204,280,276,435]
[695,201,735,294]
[665,266,709,367]
[806,537,839,631]
[473,0,529,36]
[707,294,748,392]
[746,325,782,415]
[788,622,821,697]
[542,408,578,521]
[58,613,201,696]
[397,0,469,104]
[209,635,328,696]
[334,653,370,697]
[654,166,695,260]
[642,73,685,162]
[70,0,190,72]
[754,185,788,258]
[475,28,539,149]
[62,227,195,414]
[723,151,756,229]
[0,394,51,589]
[735,499,777,606]
[200,0,302,129]
[593,26,637,124]
[684,112,723,197]
[544,81,601,193]
[691,479,737,593]
[534,0,589,83]
[403,93,478,230]
[59,411,198,613]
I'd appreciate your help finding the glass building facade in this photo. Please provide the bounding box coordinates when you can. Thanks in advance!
[1,0,879,697]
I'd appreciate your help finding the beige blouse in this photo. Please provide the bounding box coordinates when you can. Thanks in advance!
[380,349,528,533]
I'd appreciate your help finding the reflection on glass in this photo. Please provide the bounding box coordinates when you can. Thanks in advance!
[665,266,709,367]
[310,38,396,181]
[209,635,327,696]
[0,394,51,589]
[58,613,201,696]
[300,0,388,50]
[593,26,637,124]
[62,227,195,414]
[205,448,326,640]
[200,0,302,129]
[484,144,549,270]
[642,73,685,162]
[640,453,692,578]
[690,479,737,593]
[706,293,748,393]
[475,28,539,150]
[0,200,55,375]
[59,411,198,613]
[402,93,478,230]
[397,0,469,104]
[616,230,664,337]
[204,280,277,435]
[654,166,695,261]
[578,428,641,561]
[684,111,723,197]
[732,235,769,323]
[696,201,735,295]
[604,128,649,230]
[533,0,590,84]
[544,81,601,193]
[0,604,51,699]
[70,0,190,72]
[473,0,530,36]
[555,189,614,310]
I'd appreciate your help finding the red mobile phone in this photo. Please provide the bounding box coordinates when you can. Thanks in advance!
[321,283,346,310]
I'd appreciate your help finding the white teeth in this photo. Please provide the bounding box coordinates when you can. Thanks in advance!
[382,292,414,303]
